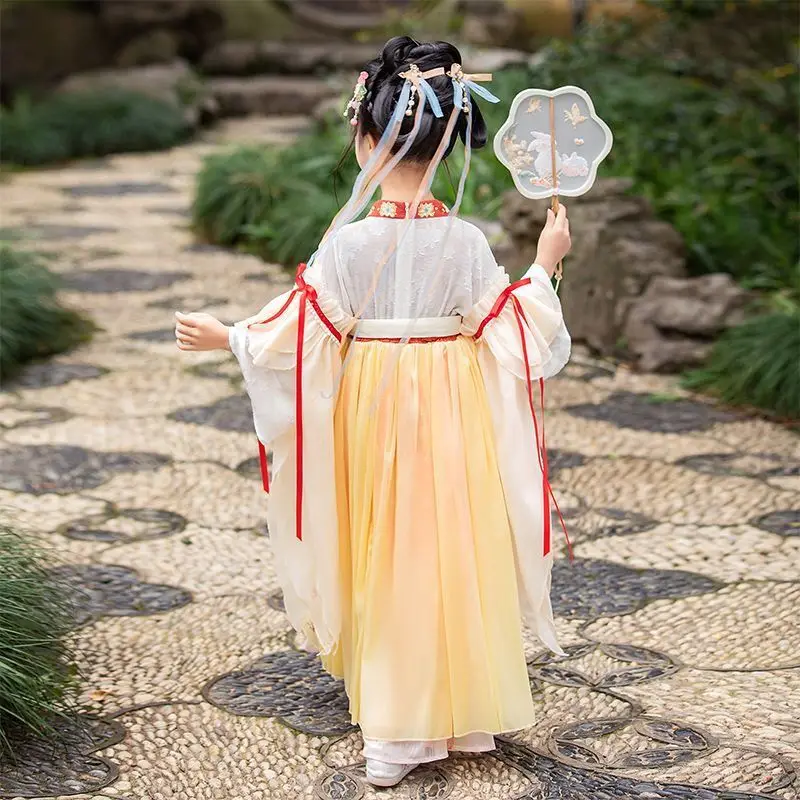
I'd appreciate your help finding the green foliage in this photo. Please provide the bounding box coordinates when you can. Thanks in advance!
[0,245,94,380]
[531,17,799,291]
[644,0,789,16]
[0,89,190,166]
[0,527,78,752]
[683,300,800,419]
[192,117,357,266]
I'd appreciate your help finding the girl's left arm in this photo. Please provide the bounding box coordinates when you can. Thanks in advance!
[174,311,231,351]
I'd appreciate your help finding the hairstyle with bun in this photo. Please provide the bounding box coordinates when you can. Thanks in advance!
[356,36,488,163]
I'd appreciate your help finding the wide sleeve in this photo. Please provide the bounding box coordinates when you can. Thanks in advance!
[460,259,571,656]
[228,260,353,655]
[228,263,351,447]
[461,263,571,381]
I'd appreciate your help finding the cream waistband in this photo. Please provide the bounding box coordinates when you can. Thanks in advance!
[354,316,462,339]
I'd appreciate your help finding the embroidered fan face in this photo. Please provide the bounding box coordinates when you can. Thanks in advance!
[494,85,612,199]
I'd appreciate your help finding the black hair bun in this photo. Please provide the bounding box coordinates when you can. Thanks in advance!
[358,36,489,162]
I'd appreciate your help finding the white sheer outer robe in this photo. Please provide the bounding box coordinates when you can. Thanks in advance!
[228,214,571,661]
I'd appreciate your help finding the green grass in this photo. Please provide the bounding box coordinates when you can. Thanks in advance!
[0,89,190,167]
[683,300,800,420]
[192,117,358,266]
[0,245,95,380]
[0,528,78,753]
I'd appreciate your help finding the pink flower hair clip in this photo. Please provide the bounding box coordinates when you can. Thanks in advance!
[343,71,369,127]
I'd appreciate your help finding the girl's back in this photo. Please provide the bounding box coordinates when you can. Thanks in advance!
[318,212,501,320]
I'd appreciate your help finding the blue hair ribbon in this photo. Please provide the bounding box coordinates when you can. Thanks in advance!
[418,78,444,117]
[464,80,500,104]
[399,64,445,119]
[449,64,500,108]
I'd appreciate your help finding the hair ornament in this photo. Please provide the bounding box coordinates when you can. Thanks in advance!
[447,63,500,114]
[398,64,445,118]
[344,70,369,126]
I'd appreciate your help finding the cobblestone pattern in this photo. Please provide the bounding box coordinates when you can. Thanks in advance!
[1,127,797,800]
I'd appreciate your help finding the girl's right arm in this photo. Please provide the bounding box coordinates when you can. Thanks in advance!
[529,204,571,278]
[174,311,230,351]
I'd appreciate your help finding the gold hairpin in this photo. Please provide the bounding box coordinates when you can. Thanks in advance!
[398,64,446,116]
[447,64,493,82]
[447,63,494,113]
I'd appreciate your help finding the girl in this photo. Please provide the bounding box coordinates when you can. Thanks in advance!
[175,36,571,788]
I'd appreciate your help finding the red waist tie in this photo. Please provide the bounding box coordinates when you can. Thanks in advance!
[247,263,342,541]
[475,278,572,560]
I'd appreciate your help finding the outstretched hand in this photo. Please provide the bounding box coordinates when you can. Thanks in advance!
[174,311,230,352]
[534,204,571,277]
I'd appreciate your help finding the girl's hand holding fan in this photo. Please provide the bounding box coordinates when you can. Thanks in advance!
[535,204,571,277]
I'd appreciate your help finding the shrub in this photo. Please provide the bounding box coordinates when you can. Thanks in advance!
[192,117,358,266]
[0,245,94,380]
[0,89,190,166]
[683,299,800,420]
[0,527,78,752]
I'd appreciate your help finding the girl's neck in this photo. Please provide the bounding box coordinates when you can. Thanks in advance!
[379,168,436,204]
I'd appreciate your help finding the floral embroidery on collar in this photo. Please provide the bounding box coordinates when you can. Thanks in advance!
[368,199,450,219]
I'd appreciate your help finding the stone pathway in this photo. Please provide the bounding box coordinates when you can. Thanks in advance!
[0,124,798,800]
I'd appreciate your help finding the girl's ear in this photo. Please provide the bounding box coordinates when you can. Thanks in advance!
[355,131,379,168]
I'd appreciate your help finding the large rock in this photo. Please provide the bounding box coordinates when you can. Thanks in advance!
[208,76,334,118]
[59,61,218,128]
[500,178,686,354]
[114,29,181,68]
[624,274,750,372]
[97,1,224,62]
[0,3,113,99]
[498,179,750,372]
[0,0,224,100]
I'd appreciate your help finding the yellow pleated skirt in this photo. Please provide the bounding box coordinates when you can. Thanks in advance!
[322,335,535,742]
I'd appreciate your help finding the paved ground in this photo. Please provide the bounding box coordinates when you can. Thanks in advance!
[1,120,798,800]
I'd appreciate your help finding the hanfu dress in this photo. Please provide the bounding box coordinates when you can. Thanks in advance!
[228,199,571,762]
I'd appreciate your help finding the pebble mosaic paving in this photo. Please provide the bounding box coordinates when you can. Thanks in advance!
[0,122,797,800]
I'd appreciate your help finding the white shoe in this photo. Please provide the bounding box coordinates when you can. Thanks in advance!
[365,759,418,787]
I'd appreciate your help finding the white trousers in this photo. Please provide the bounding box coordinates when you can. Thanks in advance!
[363,733,496,765]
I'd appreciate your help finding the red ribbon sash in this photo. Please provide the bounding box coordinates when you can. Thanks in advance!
[247,263,341,541]
[247,266,569,560]
[475,280,572,561]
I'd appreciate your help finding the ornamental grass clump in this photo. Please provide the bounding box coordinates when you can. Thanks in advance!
[0,245,94,381]
[684,301,800,420]
[0,88,190,167]
[0,527,78,753]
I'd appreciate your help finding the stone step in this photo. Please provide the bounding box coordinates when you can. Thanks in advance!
[207,75,339,118]
[201,40,379,77]
[202,115,313,147]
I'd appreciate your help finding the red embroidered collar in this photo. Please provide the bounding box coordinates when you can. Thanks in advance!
[368,199,450,219]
